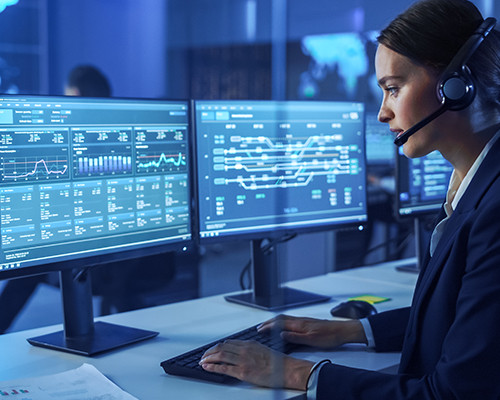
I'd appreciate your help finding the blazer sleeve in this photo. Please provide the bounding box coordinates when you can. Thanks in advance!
[367,307,410,352]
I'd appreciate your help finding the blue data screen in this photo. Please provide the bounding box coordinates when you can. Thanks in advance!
[194,100,367,239]
[0,96,191,270]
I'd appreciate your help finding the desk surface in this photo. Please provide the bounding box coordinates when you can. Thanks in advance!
[0,261,418,400]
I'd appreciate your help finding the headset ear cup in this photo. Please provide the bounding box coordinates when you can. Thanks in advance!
[438,67,476,111]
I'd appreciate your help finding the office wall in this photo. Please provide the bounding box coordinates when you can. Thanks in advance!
[47,0,167,98]
[0,0,48,94]
[163,0,496,100]
[1,0,493,99]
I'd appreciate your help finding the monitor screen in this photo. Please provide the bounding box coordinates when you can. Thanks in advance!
[0,95,191,355]
[193,100,367,310]
[0,95,191,278]
[396,147,453,217]
[194,100,367,242]
[365,111,394,166]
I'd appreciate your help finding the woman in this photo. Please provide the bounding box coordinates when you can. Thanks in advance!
[200,0,500,398]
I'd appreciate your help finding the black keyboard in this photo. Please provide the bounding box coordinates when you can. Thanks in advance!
[160,323,300,383]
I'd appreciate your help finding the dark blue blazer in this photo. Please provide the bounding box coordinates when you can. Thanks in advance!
[317,135,500,399]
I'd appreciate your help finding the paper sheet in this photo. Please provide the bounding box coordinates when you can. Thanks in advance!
[0,363,138,400]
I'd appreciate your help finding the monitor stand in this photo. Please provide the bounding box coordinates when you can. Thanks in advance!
[27,268,158,356]
[225,238,330,311]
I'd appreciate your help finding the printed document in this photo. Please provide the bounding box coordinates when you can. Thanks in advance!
[0,363,138,399]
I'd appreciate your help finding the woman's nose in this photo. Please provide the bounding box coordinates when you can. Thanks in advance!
[378,102,393,123]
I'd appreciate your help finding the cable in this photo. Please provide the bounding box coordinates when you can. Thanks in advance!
[238,234,297,290]
[239,260,252,290]
[350,230,413,268]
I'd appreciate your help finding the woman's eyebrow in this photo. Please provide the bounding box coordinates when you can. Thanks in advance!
[377,75,404,87]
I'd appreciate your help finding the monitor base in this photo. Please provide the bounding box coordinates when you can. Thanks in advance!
[225,286,330,311]
[396,264,420,274]
[27,321,158,356]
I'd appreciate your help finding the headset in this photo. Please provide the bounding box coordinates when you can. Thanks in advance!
[394,17,497,146]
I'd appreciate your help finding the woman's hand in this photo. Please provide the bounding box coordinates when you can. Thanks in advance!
[199,315,367,389]
[257,314,367,348]
[199,339,313,390]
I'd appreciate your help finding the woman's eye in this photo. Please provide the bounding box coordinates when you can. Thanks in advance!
[386,86,398,96]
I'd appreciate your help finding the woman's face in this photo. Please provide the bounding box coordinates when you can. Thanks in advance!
[375,44,445,158]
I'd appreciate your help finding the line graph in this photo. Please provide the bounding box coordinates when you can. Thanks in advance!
[214,135,360,190]
[1,156,69,182]
[136,152,186,173]
[134,124,188,175]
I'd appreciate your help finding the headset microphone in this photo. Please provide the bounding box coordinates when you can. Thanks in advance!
[394,106,447,146]
[394,17,497,146]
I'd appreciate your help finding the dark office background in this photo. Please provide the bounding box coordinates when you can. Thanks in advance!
[0,0,497,332]
[0,0,493,100]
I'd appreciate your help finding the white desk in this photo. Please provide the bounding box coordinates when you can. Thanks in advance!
[0,261,418,399]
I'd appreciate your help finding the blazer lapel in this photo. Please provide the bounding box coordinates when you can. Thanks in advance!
[410,209,472,314]
[412,134,500,309]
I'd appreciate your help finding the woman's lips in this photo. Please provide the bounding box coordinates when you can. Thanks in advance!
[391,129,404,138]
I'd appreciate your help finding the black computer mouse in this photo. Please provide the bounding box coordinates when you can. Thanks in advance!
[330,300,377,319]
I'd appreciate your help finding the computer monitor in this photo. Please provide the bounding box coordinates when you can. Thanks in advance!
[365,111,394,166]
[395,147,453,271]
[193,100,367,310]
[0,95,191,355]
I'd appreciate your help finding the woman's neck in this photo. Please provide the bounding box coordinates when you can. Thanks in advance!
[441,120,500,181]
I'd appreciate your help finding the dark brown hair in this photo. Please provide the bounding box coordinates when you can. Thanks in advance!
[67,65,112,97]
[378,0,500,112]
